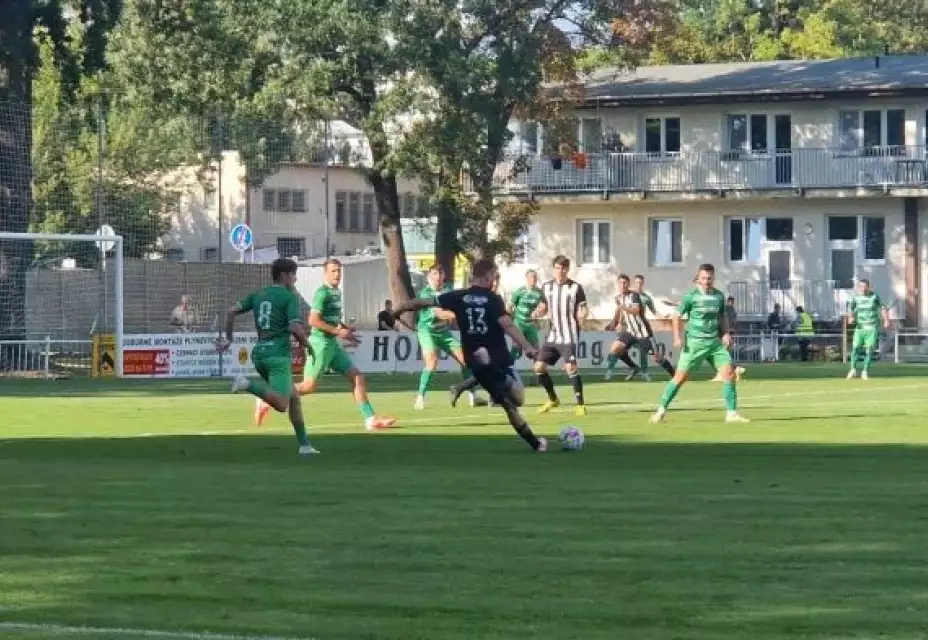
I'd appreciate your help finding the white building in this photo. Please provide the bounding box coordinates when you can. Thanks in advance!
[160,125,422,263]
[491,55,928,326]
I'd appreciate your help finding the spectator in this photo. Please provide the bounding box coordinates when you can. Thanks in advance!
[794,305,814,361]
[377,300,396,330]
[170,295,194,332]
[725,296,738,329]
[767,303,782,332]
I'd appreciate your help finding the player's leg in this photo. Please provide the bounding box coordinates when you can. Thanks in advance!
[651,342,702,422]
[446,332,486,407]
[605,333,641,381]
[860,329,878,378]
[416,330,439,409]
[649,339,675,378]
[251,357,274,426]
[638,342,650,376]
[287,391,319,455]
[563,346,586,416]
[518,323,540,386]
[534,345,561,411]
[710,345,748,423]
[332,349,396,430]
[848,330,865,378]
[233,355,290,413]
[296,340,332,396]
[473,360,546,451]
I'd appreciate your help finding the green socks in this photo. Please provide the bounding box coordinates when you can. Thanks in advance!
[418,369,433,396]
[605,353,619,372]
[360,401,375,420]
[292,421,309,446]
[658,381,680,409]
[723,381,737,411]
[638,346,649,372]
[862,349,874,373]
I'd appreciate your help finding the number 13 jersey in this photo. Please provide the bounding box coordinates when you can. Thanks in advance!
[436,286,511,367]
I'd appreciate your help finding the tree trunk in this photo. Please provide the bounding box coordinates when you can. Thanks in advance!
[434,189,458,283]
[369,172,414,324]
[0,0,34,361]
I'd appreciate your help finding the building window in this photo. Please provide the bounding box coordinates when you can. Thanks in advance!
[650,218,683,266]
[765,217,794,241]
[348,192,360,231]
[276,236,305,258]
[335,192,346,231]
[165,248,185,261]
[513,222,539,264]
[828,216,858,241]
[579,118,602,153]
[862,216,885,261]
[644,117,681,155]
[292,190,307,213]
[277,190,291,213]
[262,188,276,212]
[839,109,905,151]
[201,247,218,262]
[204,187,217,210]
[578,220,611,265]
[727,114,767,153]
[362,193,376,232]
[727,217,763,263]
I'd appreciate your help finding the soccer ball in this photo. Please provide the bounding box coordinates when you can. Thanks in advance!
[558,425,585,451]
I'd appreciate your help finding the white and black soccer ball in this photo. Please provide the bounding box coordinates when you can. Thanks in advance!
[558,425,585,451]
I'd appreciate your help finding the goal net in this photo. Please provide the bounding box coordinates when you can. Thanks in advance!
[0,232,123,378]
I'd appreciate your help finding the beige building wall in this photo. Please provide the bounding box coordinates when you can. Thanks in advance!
[498,197,906,321]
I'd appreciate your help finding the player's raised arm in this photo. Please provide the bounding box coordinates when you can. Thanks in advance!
[392,297,438,316]
[219,294,253,350]
[575,285,589,321]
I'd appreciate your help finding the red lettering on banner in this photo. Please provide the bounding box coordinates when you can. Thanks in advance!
[124,349,171,375]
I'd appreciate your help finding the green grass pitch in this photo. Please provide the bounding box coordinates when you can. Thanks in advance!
[3,364,928,640]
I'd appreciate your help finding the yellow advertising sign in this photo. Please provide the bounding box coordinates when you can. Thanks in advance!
[92,333,117,378]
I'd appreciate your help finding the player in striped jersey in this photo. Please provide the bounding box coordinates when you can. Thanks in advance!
[604,274,676,381]
[535,255,588,416]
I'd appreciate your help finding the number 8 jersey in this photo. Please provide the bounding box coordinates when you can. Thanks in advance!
[436,286,511,367]
[235,284,303,358]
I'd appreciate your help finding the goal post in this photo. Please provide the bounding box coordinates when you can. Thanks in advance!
[0,231,124,378]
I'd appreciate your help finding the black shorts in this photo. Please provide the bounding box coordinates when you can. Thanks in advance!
[537,342,578,367]
[471,362,520,405]
[616,333,659,356]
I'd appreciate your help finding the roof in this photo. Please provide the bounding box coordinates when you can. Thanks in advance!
[579,55,928,106]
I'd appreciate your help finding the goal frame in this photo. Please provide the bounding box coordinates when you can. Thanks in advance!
[0,231,124,376]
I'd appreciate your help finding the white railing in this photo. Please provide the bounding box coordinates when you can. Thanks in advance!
[728,280,850,321]
[0,338,93,378]
[479,146,928,195]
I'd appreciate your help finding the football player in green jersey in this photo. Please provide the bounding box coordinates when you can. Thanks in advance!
[414,265,484,409]
[292,258,395,431]
[650,263,749,424]
[219,258,319,456]
[846,278,890,380]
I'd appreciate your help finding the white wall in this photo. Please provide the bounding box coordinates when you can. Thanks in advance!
[498,197,906,320]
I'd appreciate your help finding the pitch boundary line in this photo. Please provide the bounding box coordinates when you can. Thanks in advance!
[0,621,311,640]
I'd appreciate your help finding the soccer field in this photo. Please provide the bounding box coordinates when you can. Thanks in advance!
[3,364,928,640]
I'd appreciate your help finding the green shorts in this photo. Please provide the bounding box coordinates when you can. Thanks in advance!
[676,337,732,373]
[418,329,461,356]
[304,339,355,380]
[252,352,293,397]
[515,321,540,348]
[853,328,879,351]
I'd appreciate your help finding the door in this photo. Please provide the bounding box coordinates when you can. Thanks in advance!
[774,114,792,185]
[768,249,792,291]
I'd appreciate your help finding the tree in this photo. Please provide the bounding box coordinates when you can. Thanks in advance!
[0,0,122,348]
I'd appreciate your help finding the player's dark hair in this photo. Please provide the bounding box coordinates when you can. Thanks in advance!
[552,255,570,269]
[858,278,870,287]
[697,263,715,274]
[472,258,496,280]
[429,263,443,273]
[526,269,537,276]
[271,258,298,282]
[324,258,342,269]
[634,274,645,280]
[618,273,630,282]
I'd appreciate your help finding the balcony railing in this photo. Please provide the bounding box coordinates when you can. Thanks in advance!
[478,146,928,195]
[728,280,856,321]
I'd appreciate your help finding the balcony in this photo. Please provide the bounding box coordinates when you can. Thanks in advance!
[728,280,855,321]
[480,146,928,196]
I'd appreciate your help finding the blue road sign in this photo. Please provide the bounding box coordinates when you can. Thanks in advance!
[230,223,254,252]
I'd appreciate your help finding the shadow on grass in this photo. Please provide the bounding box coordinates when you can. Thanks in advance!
[4,433,928,640]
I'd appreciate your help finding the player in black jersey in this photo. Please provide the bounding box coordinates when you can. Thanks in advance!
[392,259,548,452]
[604,274,676,381]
